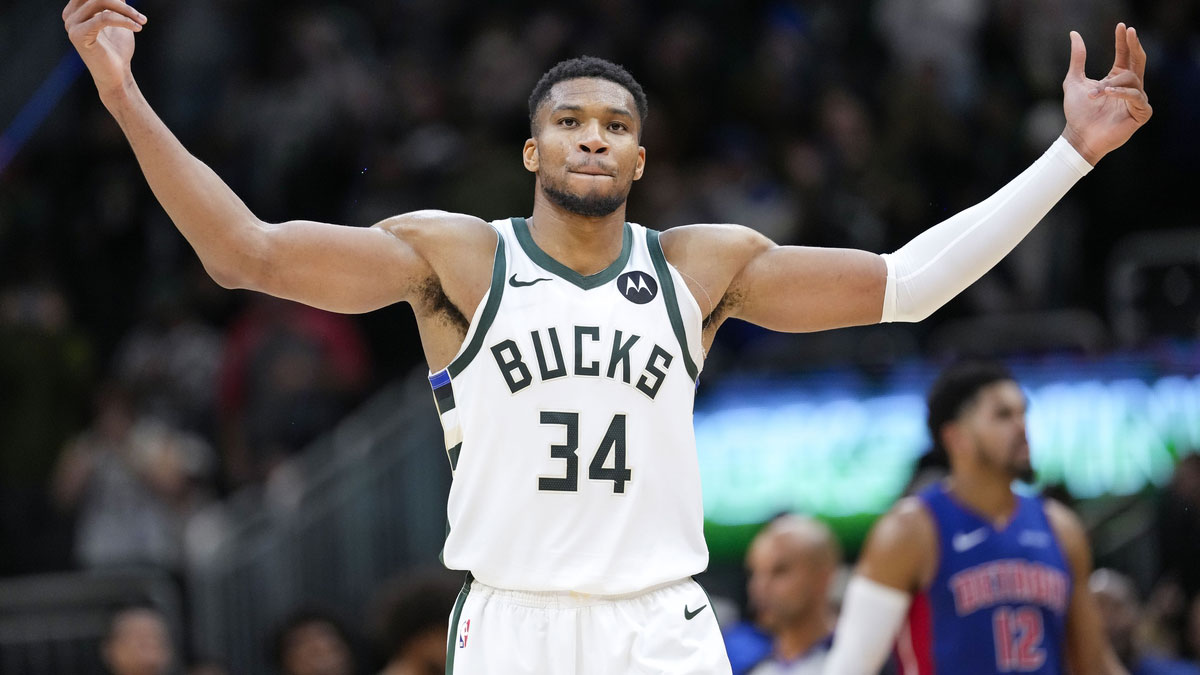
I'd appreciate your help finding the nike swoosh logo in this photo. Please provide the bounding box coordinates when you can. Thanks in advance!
[684,604,707,621]
[952,527,989,553]
[508,274,552,287]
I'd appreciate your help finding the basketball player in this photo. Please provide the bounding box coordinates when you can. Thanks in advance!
[63,2,1150,671]
[824,361,1125,674]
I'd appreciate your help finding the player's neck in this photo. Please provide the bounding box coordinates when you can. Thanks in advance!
[772,613,834,662]
[945,472,1018,527]
[528,192,628,277]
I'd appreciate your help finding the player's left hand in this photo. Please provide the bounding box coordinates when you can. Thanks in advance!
[1061,23,1151,165]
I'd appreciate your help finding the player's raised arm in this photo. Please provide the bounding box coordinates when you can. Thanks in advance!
[63,0,491,314]
[683,25,1150,337]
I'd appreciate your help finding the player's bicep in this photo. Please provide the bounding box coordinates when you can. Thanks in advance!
[240,218,431,314]
[729,245,887,333]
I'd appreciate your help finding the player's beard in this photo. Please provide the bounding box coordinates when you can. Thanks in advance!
[540,172,630,218]
[976,442,1035,484]
[1010,455,1036,484]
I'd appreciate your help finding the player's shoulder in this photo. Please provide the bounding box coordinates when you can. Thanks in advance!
[658,223,772,256]
[863,496,938,558]
[859,496,938,592]
[657,224,775,290]
[374,210,495,247]
[877,495,937,540]
[1041,497,1089,559]
[373,210,498,290]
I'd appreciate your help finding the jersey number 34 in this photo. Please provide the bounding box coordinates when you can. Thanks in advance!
[538,412,631,494]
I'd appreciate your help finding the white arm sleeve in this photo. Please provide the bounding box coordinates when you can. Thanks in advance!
[823,576,912,675]
[880,136,1094,323]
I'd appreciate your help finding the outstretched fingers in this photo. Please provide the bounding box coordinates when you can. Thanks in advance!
[1067,31,1088,83]
[1112,23,1130,73]
[1127,27,1147,81]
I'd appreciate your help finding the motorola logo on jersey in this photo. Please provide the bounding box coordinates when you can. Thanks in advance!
[617,271,658,304]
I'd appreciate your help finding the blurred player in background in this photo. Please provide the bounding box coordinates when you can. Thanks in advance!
[825,360,1125,674]
[63,0,1150,670]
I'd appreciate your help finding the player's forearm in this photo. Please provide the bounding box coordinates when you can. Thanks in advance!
[100,81,267,288]
[880,137,1094,323]
[824,576,911,674]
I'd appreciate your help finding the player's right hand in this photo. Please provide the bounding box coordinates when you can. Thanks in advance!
[63,0,147,98]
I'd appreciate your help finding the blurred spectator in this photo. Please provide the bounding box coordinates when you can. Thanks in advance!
[368,568,463,675]
[52,382,217,571]
[741,514,841,675]
[0,281,94,575]
[217,296,370,488]
[1159,454,1200,605]
[113,280,223,435]
[221,6,380,223]
[1188,594,1200,662]
[873,0,989,113]
[1091,567,1200,675]
[272,606,359,675]
[102,604,177,675]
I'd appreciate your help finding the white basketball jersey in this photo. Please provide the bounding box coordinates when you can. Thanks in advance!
[429,217,708,595]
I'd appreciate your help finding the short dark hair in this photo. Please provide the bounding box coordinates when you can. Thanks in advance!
[371,569,463,661]
[270,605,355,671]
[528,56,648,136]
[926,360,1016,456]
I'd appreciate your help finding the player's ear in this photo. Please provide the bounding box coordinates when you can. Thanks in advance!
[940,422,963,455]
[633,146,646,181]
[523,139,539,173]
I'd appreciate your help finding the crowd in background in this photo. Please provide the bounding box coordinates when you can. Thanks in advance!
[1,0,1199,672]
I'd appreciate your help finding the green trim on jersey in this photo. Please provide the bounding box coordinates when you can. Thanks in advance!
[439,517,450,565]
[512,217,632,290]
[646,229,700,382]
[448,234,507,378]
[445,573,473,674]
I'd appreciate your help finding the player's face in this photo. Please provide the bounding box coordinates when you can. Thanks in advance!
[745,535,824,632]
[524,78,645,218]
[961,381,1032,482]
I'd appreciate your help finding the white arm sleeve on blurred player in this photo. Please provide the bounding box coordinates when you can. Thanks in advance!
[880,135,1094,323]
[823,575,912,675]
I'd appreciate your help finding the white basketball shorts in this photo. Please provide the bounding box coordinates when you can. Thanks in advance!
[445,575,732,674]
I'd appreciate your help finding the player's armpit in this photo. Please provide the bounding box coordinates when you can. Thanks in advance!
[1044,501,1130,675]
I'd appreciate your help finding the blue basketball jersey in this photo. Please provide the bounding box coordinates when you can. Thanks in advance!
[894,483,1072,674]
